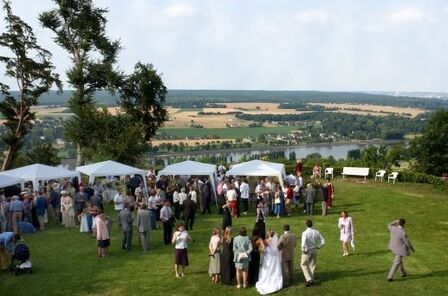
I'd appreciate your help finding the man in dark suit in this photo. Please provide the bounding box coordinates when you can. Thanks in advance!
[183,195,196,231]
[119,205,134,251]
[387,219,415,281]
[277,224,297,286]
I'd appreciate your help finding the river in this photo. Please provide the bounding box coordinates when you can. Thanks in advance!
[147,140,402,165]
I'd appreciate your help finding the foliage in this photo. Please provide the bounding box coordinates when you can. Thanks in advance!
[119,62,168,141]
[0,0,61,170]
[411,109,448,176]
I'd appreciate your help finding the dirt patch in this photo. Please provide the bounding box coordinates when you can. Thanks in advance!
[309,103,426,118]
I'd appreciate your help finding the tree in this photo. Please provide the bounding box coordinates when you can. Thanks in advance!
[0,0,61,171]
[119,62,168,141]
[39,0,122,165]
[26,143,61,166]
[411,109,448,175]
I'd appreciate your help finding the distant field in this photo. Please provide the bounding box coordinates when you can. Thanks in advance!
[159,126,298,138]
[310,103,426,117]
[151,138,236,146]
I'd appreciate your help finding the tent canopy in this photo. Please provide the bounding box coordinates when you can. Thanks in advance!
[157,160,218,203]
[76,160,145,177]
[0,163,79,190]
[226,160,286,185]
[0,175,24,188]
[158,160,216,177]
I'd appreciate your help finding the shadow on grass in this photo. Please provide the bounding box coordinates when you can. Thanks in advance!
[401,270,448,281]
[318,268,389,282]
[350,249,389,257]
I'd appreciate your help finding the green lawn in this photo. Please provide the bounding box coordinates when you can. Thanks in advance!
[1,180,447,296]
[159,126,298,138]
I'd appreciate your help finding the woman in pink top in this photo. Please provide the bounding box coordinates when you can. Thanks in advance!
[96,212,110,258]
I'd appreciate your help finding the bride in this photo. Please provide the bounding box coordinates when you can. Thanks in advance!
[255,230,283,295]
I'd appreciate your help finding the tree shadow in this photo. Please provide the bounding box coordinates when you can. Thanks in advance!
[317,268,389,282]
[350,249,389,257]
[400,270,448,281]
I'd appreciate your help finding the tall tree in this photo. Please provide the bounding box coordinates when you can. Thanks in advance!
[119,62,168,141]
[411,109,448,176]
[0,0,61,171]
[39,0,122,165]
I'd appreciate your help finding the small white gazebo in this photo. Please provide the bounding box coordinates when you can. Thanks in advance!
[226,159,286,185]
[76,160,148,193]
[157,160,218,203]
[0,163,80,190]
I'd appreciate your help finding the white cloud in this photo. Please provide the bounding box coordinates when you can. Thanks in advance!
[387,8,434,24]
[162,3,196,19]
[293,10,334,25]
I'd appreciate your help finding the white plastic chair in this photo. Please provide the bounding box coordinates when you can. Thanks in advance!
[388,172,399,184]
[375,170,386,182]
[325,168,334,179]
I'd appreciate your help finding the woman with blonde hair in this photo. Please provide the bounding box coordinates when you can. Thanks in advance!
[220,226,235,285]
[338,211,354,256]
[208,228,222,283]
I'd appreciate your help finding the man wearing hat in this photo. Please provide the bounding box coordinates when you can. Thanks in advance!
[9,195,23,234]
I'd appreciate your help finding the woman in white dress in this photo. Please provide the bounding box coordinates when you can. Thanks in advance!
[255,230,283,295]
[338,211,354,256]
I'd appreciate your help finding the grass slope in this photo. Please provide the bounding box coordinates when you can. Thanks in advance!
[1,180,447,296]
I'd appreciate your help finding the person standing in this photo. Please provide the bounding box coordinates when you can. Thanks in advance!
[220,226,235,285]
[75,186,89,217]
[338,211,354,256]
[301,219,325,287]
[255,203,266,239]
[208,228,221,283]
[387,219,415,282]
[321,182,328,216]
[226,184,237,219]
[304,184,315,216]
[284,183,293,217]
[119,205,133,251]
[160,200,174,245]
[61,192,76,228]
[113,188,124,220]
[172,223,192,277]
[35,192,48,231]
[9,195,23,234]
[294,159,303,176]
[173,187,180,219]
[222,202,232,231]
[255,230,283,294]
[183,195,196,231]
[233,227,253,289]
[49,184,61,223]
[325,178,334,209]
[239,179,250,215]
[95,212,110,258]
[278,224,297,287]
[248,228,264,285]
[137,204,152,251]
[201,179,212,215]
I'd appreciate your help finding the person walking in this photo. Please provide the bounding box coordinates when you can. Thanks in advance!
[338,211,354,256]
[160,200,174,245]
[137,204,152,251]
[119,205,133,251]
[278,224,297,287]
[387,219,415,282]
[301,219,325,287]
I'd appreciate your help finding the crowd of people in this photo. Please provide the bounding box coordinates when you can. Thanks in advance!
[0,159,415,293]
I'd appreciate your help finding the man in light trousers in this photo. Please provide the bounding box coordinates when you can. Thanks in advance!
[301,219,325,287]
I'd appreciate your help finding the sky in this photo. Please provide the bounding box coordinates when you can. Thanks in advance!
[1,0,447,92]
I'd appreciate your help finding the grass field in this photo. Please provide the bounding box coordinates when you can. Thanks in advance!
[159,126,298,138]
[1,180,447,296]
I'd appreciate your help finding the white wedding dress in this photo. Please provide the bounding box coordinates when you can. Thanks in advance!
[255,235,283,295]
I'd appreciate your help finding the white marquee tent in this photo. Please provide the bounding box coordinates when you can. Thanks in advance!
[0,163,80,190]
[226,159,286,185]
[0,174,24,188]
[76,160,148,194]
[157,160,218,203]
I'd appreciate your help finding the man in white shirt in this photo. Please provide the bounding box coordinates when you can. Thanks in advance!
[178,188,188,218]
[301,219,325,287]
[239,179,250,215]
[113,189,124,227]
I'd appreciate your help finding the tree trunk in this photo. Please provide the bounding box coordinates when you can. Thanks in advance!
[1,144,17,171]
[76,143,83,166]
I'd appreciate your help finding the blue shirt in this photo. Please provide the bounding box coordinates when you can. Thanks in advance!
[9,200,23,212]
[0,232,15,249]
[36,196,48,216]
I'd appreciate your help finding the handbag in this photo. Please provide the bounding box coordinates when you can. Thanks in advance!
[274,198,281,204]
[237,252,248,261]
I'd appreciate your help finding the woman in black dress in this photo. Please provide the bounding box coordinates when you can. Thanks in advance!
[248,228,264,285]
[255,202,266,240]
[220,226,235,285]
[222,202,232,230]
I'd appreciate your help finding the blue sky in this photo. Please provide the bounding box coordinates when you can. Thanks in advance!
[1,0,447,92]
